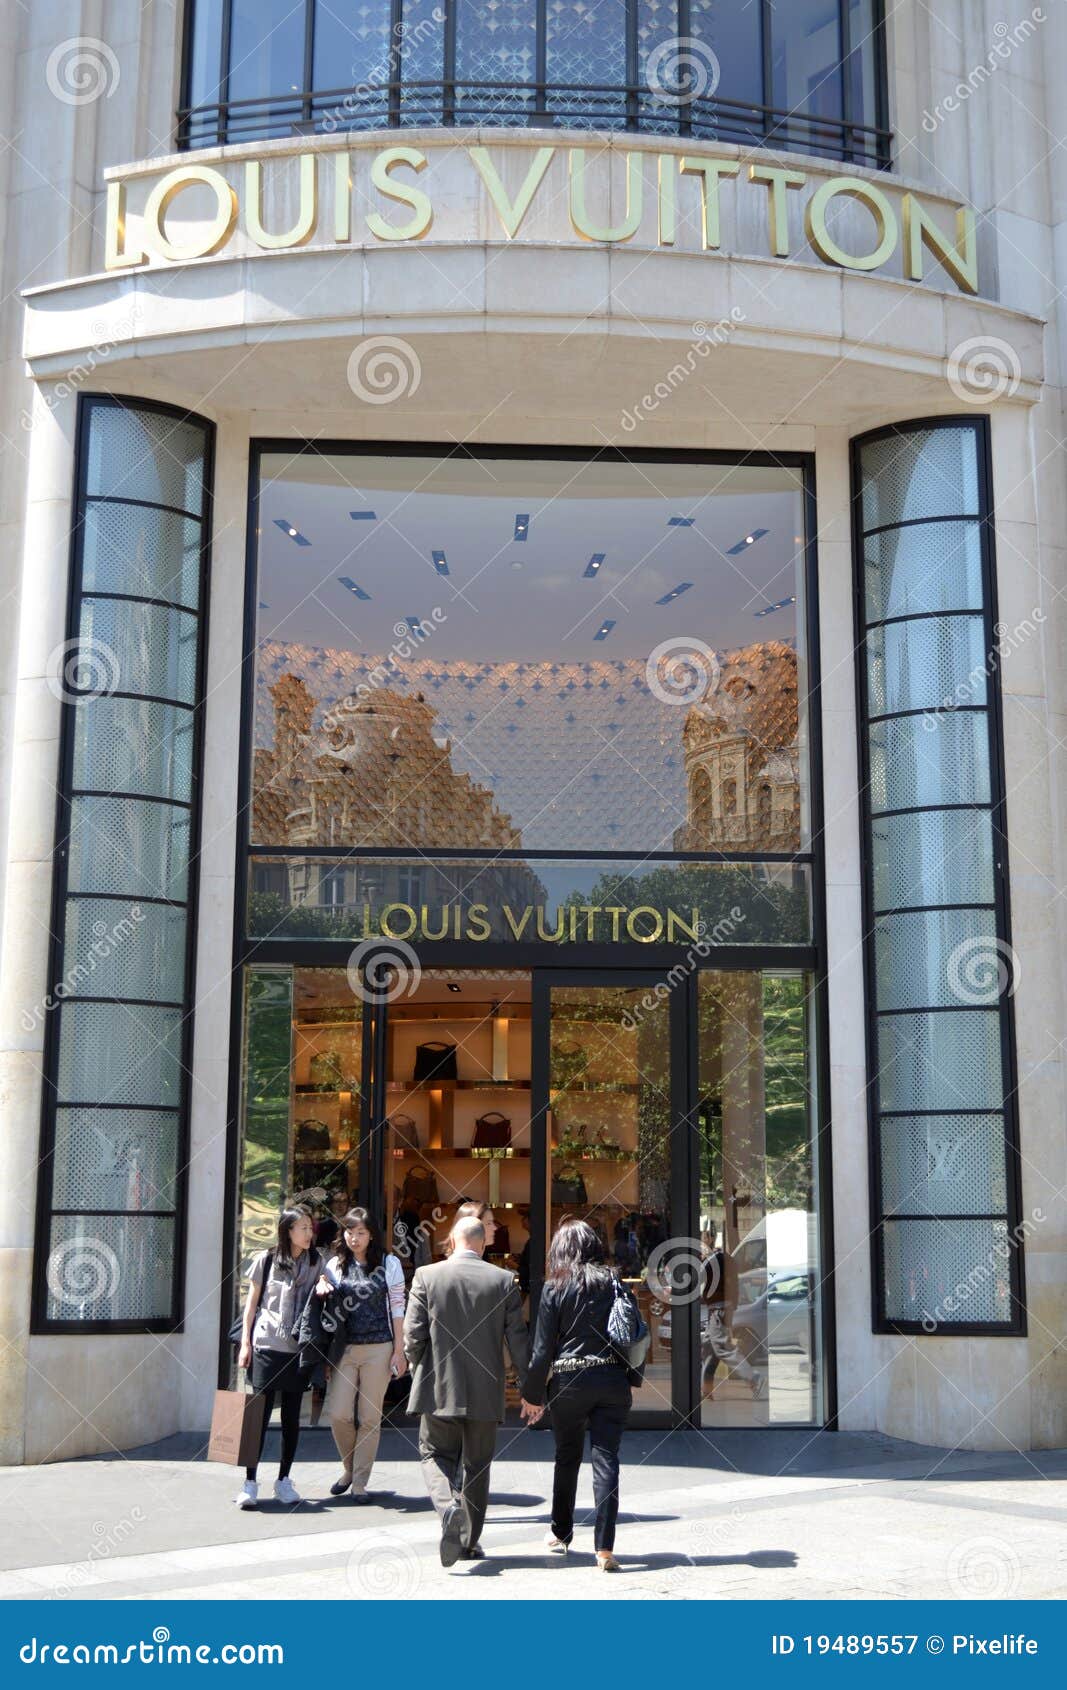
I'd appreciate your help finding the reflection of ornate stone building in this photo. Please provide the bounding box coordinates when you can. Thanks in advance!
[673,642,801,853]
[252,675,543,918]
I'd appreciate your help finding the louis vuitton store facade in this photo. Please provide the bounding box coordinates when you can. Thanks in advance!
[2,1,1065,1463]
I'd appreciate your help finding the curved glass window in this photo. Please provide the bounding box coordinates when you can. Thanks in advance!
[180,0,889,164]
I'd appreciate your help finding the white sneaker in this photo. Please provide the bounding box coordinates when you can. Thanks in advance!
[274,1476,302,1505]
[235,1481,258,1510]
[544,1532,568,1556]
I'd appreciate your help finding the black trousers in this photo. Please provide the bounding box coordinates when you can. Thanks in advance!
[247,1349,308,1482]
[547,1368,631,1551]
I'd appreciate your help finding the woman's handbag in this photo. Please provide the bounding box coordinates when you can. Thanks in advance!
[550,1164,587,1206]
[389,1113,420,1152]
[413,1041,458,1082]
[607,1278,651,1384]
[295,1118,332,1154]
[472,1110,511,1150]
[401,1164,439,1208]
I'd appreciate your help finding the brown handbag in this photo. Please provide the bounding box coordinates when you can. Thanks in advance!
[472,1110,511,1150]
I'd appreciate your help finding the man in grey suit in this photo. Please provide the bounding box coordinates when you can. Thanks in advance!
[403,1215,532,1565]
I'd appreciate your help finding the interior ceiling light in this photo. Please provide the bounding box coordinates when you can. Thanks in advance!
[668,516,695,527]
[338,576,371,600]
[447,981,461,993]
[593,619,616,641]
[432,549,449,575]
[349,509,377,521]
[583,553,605,577]
[258,600,269,610]
[406,615,427,637]
[514,514,530,541]
[274,519,310,546]
[656,582,693,604]
[727,527,769,555]
[754,596,796,618]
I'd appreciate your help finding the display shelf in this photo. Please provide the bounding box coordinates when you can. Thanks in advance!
[390,1147,532,1160]
[551,1081,641,1094]
[387,1079,531,1092]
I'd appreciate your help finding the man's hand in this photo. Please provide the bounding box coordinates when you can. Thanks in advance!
[520,1398,544,1424]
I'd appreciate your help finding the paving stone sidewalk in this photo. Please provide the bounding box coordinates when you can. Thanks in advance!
[1,1426,1065,1601]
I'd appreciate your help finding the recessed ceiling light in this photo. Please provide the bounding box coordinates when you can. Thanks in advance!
[656,582,693,604]
[447,981,461,993]
[274,519,310,546]
[349,509,377,521]
[727,527,769,556]
[338,576,371,600]
[754,596,795,618]
[668,516,695,527]
[406,616,427,639]
[510,559,523,570]
[258,601,270,610]
[432,549,449,575]
[583,554,605,577]
[514,514,529,541]
[593,619,616,641]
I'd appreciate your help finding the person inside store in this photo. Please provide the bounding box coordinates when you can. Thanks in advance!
[315,1207,407,1501]
[701,1236,765,1402]
[403,1212,533,1566]
[443,1198,497,1254]
[235,1206,322,1510]
[521,1217,641,1572]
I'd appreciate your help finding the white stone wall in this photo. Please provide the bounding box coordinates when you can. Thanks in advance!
[0,1,1064,1460]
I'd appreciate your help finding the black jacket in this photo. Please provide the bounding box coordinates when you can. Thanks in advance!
[294,1283,347,1380]
[524,1275,628,1405]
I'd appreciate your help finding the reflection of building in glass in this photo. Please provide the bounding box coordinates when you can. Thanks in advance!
[252,674,544,920]
[674,642,801,853]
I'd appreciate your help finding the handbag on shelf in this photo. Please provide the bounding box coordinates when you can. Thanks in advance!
[402,1164,439,1208]
[550,1164,588,1206]
[295,1118,332,1154]
[471,1110,511,1150]
[389,1113,420,1153]
[413,1041,458,1082]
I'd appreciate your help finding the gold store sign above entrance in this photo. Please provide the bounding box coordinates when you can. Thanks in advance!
[105,141,978,294]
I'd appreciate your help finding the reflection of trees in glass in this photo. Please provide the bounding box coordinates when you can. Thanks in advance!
[239,970,293,1282]
[562,862,810,946]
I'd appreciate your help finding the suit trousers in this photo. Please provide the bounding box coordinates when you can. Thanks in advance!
[547,1367,631,1551]
[418,1414,497,1548]
[323,1340,393,1493]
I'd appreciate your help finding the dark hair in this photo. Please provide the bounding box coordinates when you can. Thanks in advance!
[547,1218,615,1290]
[333,1206,384,1274]
[275,1206,315,1268]
[444,1199,494,1257]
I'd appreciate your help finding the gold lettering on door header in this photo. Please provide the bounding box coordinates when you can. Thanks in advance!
[104,144,979,294]
[352,902,706,943]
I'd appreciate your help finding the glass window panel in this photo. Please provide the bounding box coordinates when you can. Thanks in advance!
[868,711,991,812]
[72,697,195,805]
[635,0,681,137]
[44,1214,176,1323]
[548,982,673,1415]
[874,907,1002,1012]
[880,1114,1007,1218]
[847,0,879,158]
[238,968,297,1269]
[228,0,307,106]
[860,429,981,531]
[690,0,763,145]
[312,0,392,129]
[881,1218,1013,1326]
[56,1002,184,1108]
[252,452,808,853]
[770,0,843,155]
[697,971,819,1426]
[85,407,206,514]
[876,1009,1003,1113]
[187,0,225,108]
[246,856,813,945]
[81,503,202,610]
[869,807,995,912]
[457,0,537,123]
[866,614,987,719]
[79,598,199,707]
[67,796,191,903]
[399,0,447,124]
[64,896,188,1004]
[51,1107,179,1212]
[863,521,983,624]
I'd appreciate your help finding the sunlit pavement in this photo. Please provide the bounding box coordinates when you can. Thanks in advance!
[1,1428,1065,1602]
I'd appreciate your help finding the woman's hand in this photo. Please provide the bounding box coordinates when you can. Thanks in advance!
[520,1398,544,1424]
[238,1340,251,1371]
[391,1348,408,1378]
[314,1275,333,1298]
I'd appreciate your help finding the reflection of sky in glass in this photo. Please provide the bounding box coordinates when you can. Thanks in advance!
[253,454,807,852]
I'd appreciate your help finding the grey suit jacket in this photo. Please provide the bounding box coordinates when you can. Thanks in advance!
[403,1254,529,1422]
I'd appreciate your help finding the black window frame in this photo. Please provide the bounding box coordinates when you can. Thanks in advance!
[851,415,1026,1339]
[177,0,891,168]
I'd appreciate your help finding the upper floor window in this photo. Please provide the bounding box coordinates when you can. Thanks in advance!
[180,0,889,167]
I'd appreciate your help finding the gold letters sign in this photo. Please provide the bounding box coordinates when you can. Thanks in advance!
[105,141,978,293]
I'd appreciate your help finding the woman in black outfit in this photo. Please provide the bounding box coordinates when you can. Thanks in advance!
[522,1219,636,1571]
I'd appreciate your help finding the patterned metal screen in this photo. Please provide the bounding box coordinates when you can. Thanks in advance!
[852,420,1023,1334]
[32,397,213,1332]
